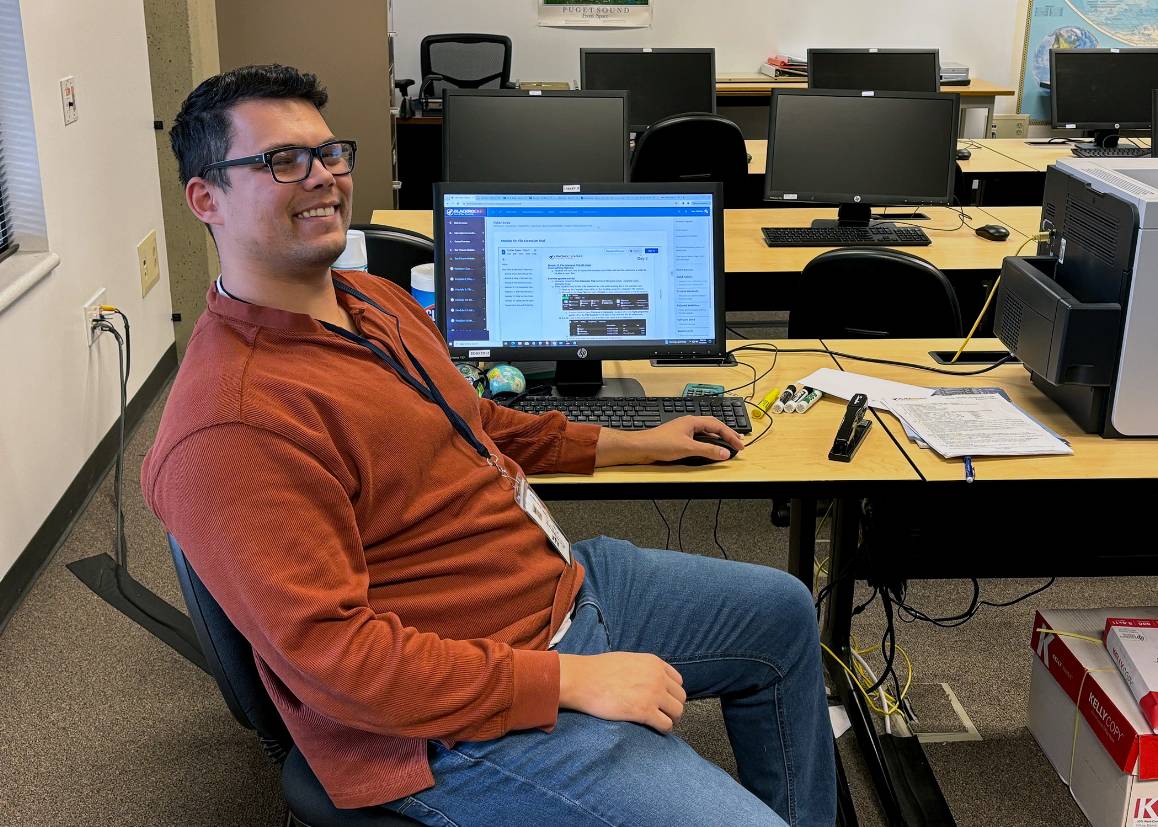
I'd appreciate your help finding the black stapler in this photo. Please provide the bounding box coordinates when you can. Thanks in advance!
[828,393,871,462]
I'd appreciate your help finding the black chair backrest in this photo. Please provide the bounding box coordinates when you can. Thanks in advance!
[788,247,964,338]
[167,534,292,762]
[421,33,512,100]
[630,114,749,206]
[350,224,435,291]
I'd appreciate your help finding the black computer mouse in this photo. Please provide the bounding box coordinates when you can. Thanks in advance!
[676,433,739,466]
[975,224,1010,242]
[956,147,972,161]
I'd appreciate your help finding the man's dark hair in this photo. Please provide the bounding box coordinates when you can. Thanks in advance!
[170,64,328,189]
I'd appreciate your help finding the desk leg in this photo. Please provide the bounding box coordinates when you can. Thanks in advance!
[822,497,957,827]
[788,497,816,587]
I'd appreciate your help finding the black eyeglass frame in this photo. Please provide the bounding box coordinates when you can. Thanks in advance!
[199,139,358,183]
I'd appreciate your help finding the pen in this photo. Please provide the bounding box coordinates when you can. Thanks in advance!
[964,456,975,483]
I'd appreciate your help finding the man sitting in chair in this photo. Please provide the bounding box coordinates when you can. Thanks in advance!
[143,64,835,826]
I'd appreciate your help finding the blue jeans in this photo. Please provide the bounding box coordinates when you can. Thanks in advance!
[383,537,836,826]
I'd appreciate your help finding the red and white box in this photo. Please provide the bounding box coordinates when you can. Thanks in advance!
[1029,608,1158,827]
[1105,618,1158,733]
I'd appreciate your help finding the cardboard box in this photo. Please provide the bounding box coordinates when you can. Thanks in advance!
[1106,618,1158,732]
[1029,608,1158,827]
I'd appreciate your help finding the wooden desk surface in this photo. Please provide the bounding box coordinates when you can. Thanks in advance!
[371,207,1034,274]
[715,78,1014,98]
[532,341,920,486]
[746,138,1036,176]
[971,137,1153,173]
[745,140,765,175]
[975,205,1042,238]
[823,338,1158,482]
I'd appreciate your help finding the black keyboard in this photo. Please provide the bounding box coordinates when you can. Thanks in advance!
[1070,146,1151,158]
[762,225,932,248]
[508,395,752,434]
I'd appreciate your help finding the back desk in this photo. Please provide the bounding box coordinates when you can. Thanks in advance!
[371,206,1040,312]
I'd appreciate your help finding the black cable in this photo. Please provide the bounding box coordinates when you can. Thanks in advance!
[730,343,1014,377]
[653,500,671,550]
[725,325,749,340]
[740,399,776,448]
[102,308,131,382]
[711,499,729,560]
[676,500,691,553]
[981,577,1056,608]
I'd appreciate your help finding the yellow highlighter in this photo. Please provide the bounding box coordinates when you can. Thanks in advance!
[752,387,781,419]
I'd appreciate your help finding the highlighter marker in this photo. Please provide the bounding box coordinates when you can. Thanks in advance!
[752,386,781,419]
[771,384,797,415]
[783,387,809,413]
[794,389,823,413]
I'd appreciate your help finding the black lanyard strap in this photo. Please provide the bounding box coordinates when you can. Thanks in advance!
[323,279,492,462]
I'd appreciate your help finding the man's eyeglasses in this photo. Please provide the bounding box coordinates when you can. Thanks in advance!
[200,139,357,184]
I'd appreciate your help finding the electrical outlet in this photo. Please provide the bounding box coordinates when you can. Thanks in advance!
[60,76,78,125]
[82,287,106,345]
[138,229,159,297]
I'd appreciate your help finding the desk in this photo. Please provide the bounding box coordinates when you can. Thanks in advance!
[813,337,1158,825]
[715,77,1015,140]
[979,137,1153,173]
[372,206,1033,314]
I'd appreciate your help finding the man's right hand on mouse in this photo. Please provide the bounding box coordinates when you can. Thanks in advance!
[558,652,687,733]
[593,416,743,466]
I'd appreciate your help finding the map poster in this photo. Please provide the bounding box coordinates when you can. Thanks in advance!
[538,0,652,28]
[1016,0,1158,124]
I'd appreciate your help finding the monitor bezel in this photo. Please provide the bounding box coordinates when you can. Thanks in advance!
[579,47,717,132]
[441,89,631,183]
[1152,89,1158,157]
[806,48,941,93]
[434,181,727,363]
[1050,48,1158,130]
[763,88,960,208]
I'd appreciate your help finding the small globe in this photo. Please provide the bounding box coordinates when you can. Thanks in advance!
[486,364,526,397]
[1033,26,1100,86]
[455,362,487,397]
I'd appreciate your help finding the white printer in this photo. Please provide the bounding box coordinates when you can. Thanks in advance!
[994,157,1158,436]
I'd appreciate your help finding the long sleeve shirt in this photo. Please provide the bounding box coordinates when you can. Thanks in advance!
[141,271,601,808]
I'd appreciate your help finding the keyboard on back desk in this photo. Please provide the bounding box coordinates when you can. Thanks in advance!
[507,395,752,434]
[762,225,932,247]
[1070,145,1151,158]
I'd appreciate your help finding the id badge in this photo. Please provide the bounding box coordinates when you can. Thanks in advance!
[514,472,572,565]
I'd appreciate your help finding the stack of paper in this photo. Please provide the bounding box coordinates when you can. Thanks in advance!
[885,393,1072,458]
[796,368,933,409]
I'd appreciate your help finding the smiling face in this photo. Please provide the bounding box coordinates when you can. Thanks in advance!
[199,97,354,278]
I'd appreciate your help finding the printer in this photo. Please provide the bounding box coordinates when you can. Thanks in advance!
[994,157,1158,437]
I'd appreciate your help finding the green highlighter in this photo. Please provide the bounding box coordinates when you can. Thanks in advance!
[682,383,725,397]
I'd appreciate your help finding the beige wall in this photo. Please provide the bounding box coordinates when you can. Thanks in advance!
[215,0,395,225]
[143,0,220,355]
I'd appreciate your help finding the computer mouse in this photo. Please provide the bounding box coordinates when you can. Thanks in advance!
[677,433,739,466]
[956,147,972,161]
[975,224,1010,242]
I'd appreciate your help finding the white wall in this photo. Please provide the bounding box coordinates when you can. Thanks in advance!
[394,0,1023,113]
[0,0,174,576]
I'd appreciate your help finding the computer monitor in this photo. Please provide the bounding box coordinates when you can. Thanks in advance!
[442,89,630,182]
[1153,89,1158,158]
[1050,48,1158,146]
[764,88,958,227]
[434,183,726,396]
[807,49,940,93]
[580,48,716,133]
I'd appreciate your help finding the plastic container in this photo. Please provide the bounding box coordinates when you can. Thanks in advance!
[332,229,368,271]
[411,262,436,321]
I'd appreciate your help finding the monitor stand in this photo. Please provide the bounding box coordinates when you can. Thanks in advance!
[809,203,901,229]
[1074,129,1120,149]
[553,359,644,398]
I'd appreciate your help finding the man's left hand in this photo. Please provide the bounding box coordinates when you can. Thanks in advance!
[594,416,745,467]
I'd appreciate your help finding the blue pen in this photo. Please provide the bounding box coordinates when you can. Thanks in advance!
[963,456,975,483]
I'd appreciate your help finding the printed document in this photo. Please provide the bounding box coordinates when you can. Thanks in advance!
[885,393,1073,458]
[796,368,934,409]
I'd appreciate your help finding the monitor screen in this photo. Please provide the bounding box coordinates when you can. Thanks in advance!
[764,89,958,207]
[580,49,716,132]
[1153,89,1157,157]
[1051,49,1158,129]
[442,90,629,182]
[434,184,725,363]
[808,49,940,93]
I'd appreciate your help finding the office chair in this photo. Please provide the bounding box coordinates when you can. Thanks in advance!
[349,224,435,291]
[418,33,514,107]
[788,247,964,338]
[167,535,418,826]
[629,114,749,207]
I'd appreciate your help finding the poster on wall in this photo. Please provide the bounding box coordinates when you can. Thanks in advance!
[538,0,652,28]
[1016,0,1158,124]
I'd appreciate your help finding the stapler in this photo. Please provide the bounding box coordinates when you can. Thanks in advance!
[828,393,871,462]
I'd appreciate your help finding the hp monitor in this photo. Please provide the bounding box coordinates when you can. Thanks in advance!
[764,88,958,226]
[807,49,940,94]
[580,48,716,132]
[1050,48,1158,146]
[435,183,725,395]
[442,89,629,182]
